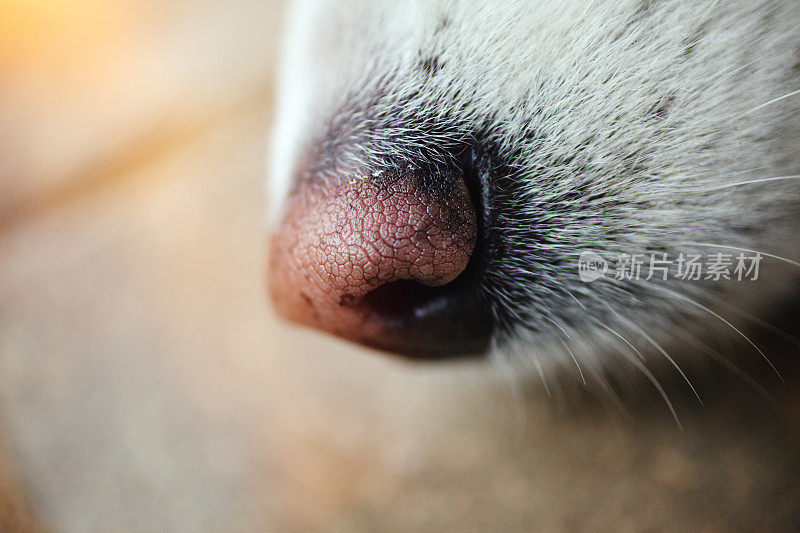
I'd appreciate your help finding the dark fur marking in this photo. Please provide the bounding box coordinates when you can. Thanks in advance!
[418,55,443,77]
[682,21,709,59]
[634,0,655,20]
[648,94,676,120]
[435,14,450,34]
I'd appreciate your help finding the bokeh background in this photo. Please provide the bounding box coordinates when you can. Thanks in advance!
[1,1,799,531]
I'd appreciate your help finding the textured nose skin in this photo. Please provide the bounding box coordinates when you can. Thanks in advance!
[268,164,487,357]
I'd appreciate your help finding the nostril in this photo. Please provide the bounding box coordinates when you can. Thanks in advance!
[358,279,442,319]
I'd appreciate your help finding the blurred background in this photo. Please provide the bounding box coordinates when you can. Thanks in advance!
[1,1,799,531]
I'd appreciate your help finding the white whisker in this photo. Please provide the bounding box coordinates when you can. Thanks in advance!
[601,301,704,405]
[594,320,682,429]
[559,338,586,386]
[678,330,779,409]
[689,174,800,193]
[541,315,586,385]
[680,242,800,269]
[741,89,800,116]
[532,357,552,398]
[709,295,800,349]
[654,286,784,383]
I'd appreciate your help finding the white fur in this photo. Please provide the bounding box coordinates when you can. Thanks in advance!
[269,0,800,383]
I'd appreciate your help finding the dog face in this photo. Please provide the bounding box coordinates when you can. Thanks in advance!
[267,0,800,372]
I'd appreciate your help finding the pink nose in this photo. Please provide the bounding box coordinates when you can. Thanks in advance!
[268,164,483,356]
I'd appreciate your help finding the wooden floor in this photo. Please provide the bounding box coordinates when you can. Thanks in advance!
[1,1,799,531]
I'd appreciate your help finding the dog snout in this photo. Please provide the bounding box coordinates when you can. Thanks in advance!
[268,162,492,358]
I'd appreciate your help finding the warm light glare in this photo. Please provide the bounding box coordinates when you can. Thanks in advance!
[0,0,131,68]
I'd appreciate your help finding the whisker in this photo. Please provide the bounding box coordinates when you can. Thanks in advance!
[709,295,800,349]
[653,286,785,383]
[565,289,589,311]
[677,330,780,409]
[532,357,552,398]
[560,338,586,386]
[591,367,626,416]
[589,367,626,418]
[626,281,782,405]
[593,319,682,429]
[741,89,800,116]
[552,286,628,413]
[566,282,683,427]
[543,316,587,386]
[685,174,800,193]
[679,242,800,269]
[600,301,704,405]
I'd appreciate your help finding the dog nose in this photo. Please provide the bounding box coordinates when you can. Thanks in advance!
[268,163,491,358]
